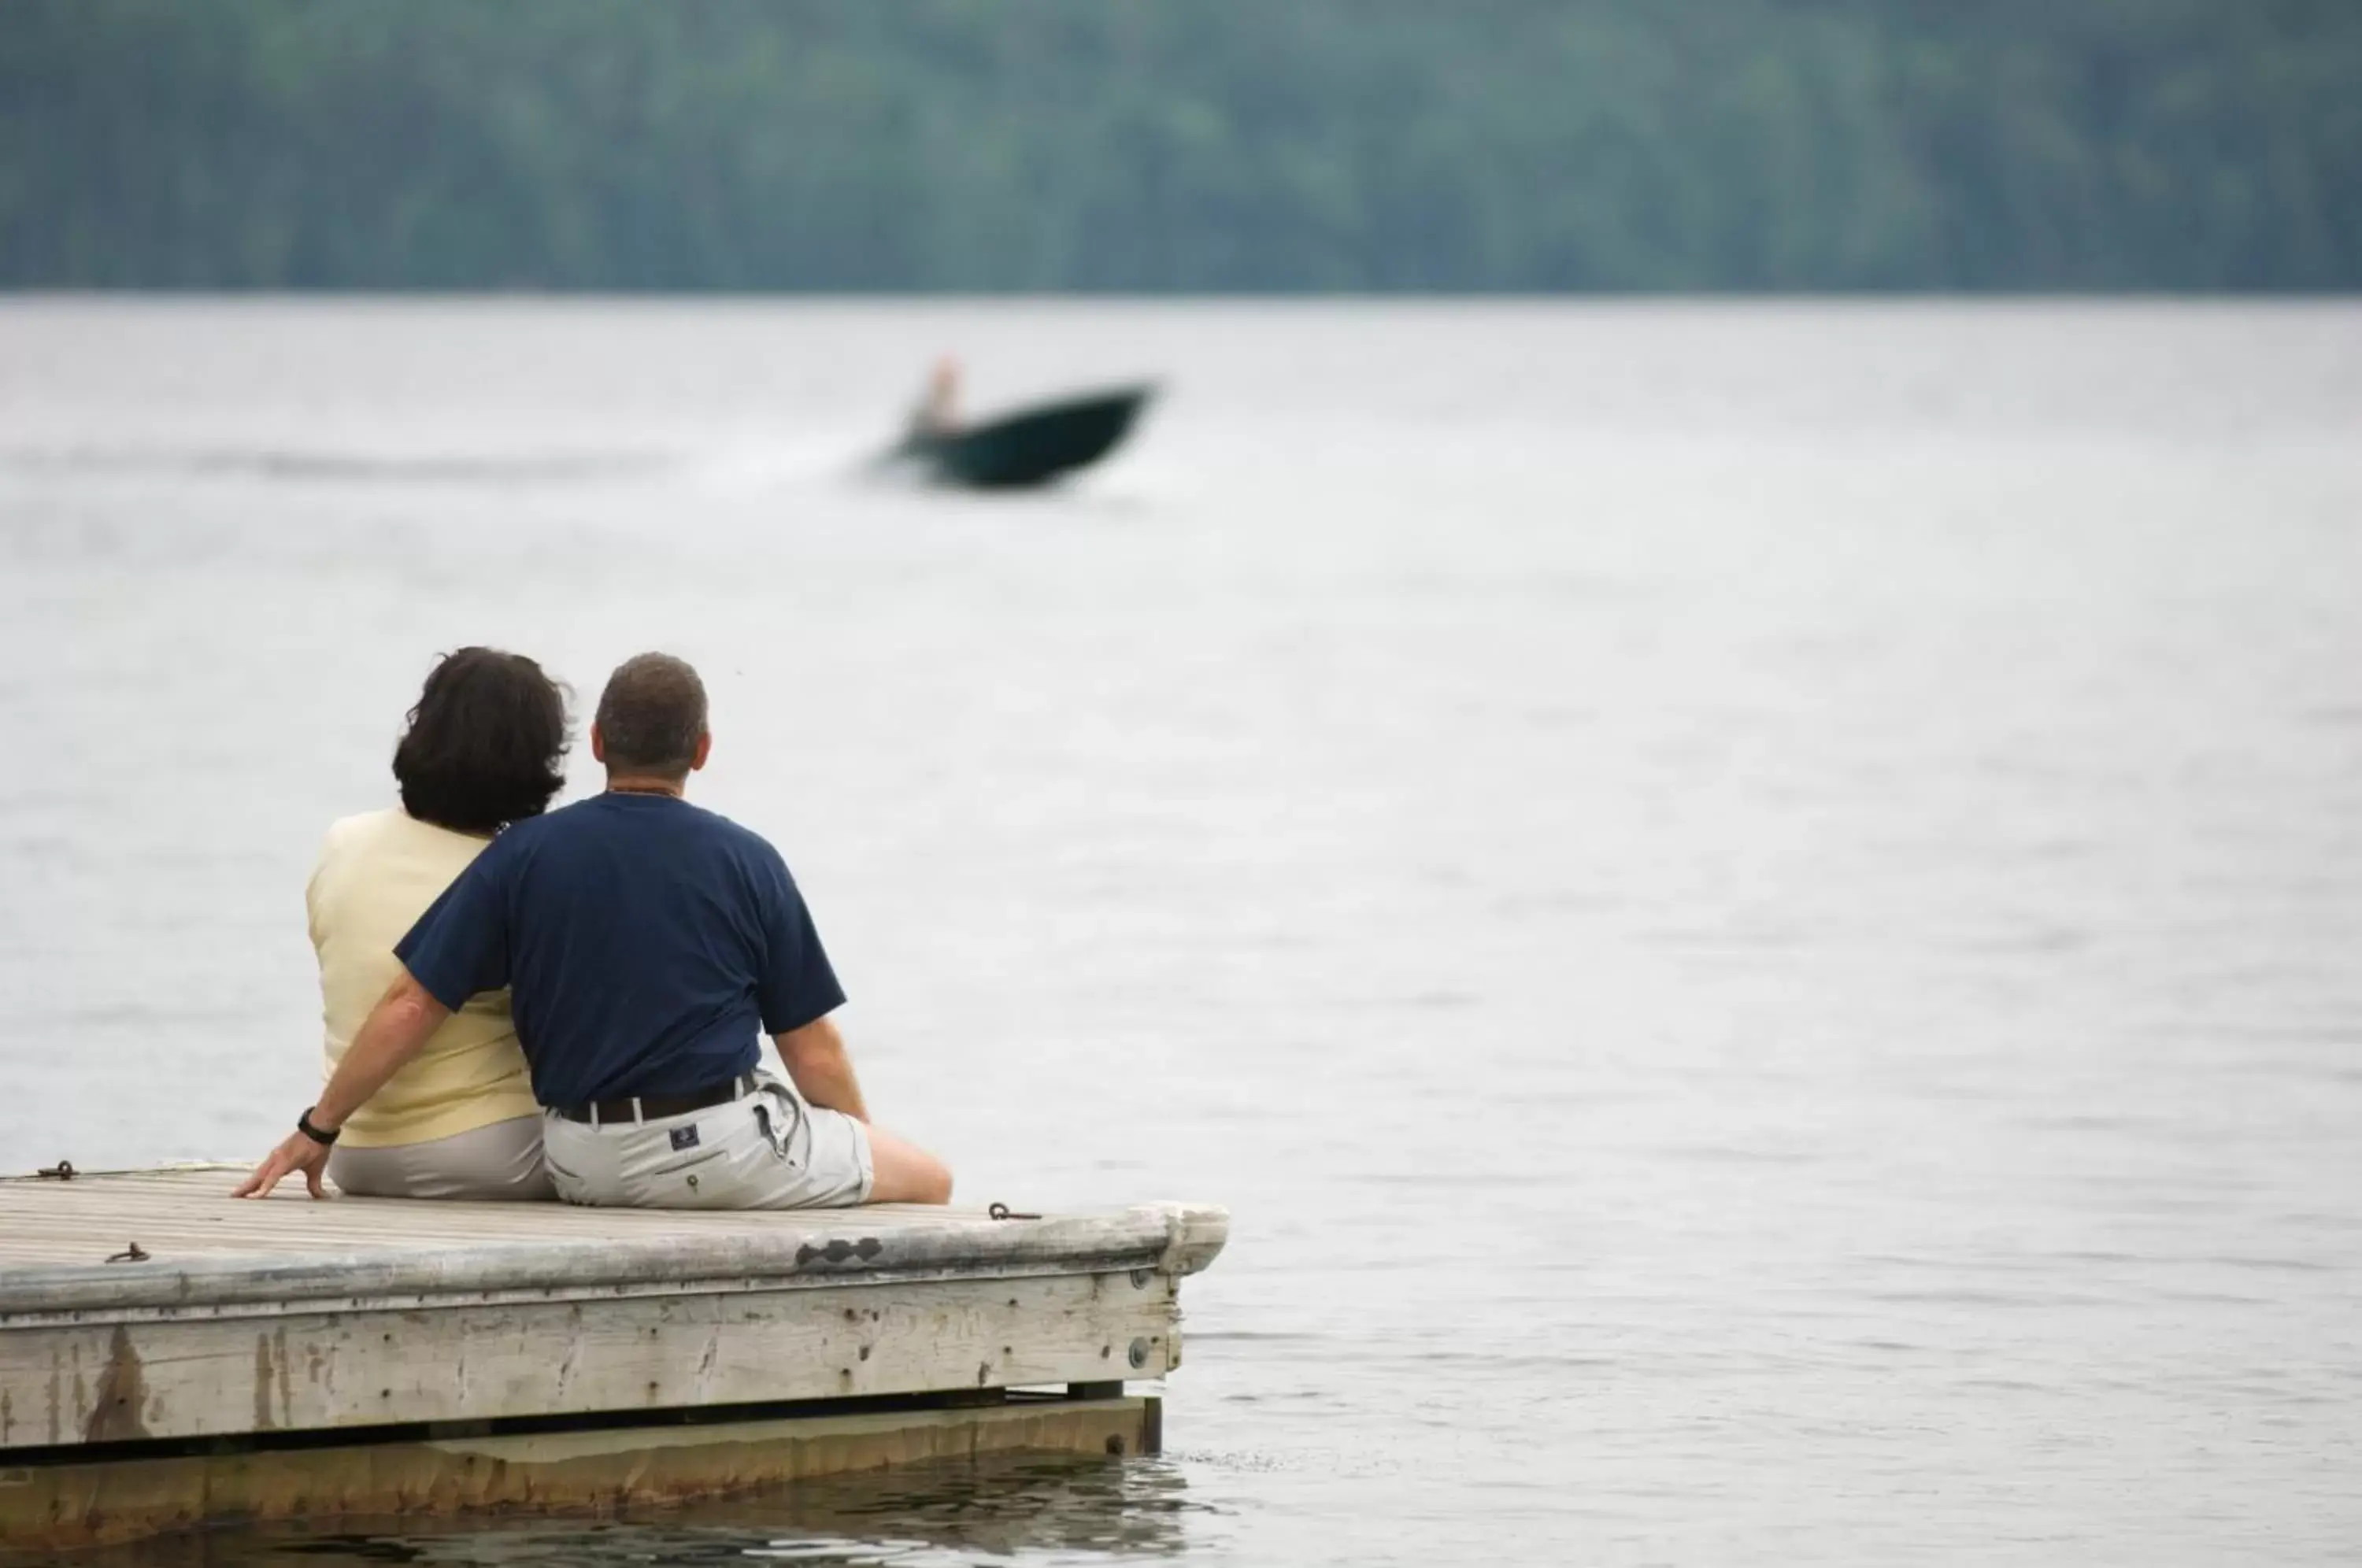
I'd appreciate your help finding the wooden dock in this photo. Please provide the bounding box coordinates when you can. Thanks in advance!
[0,1166,1227,1553]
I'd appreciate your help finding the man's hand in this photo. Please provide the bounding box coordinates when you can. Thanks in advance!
[235,1126,333,1200]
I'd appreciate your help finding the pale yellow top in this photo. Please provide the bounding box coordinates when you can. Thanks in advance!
[306,807,539,1148]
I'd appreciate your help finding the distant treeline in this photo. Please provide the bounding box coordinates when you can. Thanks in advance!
[4,0,2358,292]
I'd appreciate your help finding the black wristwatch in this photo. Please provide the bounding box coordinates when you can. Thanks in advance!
[297,1107,342,1147]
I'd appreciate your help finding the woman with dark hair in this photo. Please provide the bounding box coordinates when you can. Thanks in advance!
[302,648,569,1200]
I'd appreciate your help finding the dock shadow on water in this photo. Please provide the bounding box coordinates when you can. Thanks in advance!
[91,1454,1205,1566]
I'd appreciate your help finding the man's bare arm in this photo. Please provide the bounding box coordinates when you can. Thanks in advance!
[317,969,449,1128]
[775,1015,870,1124]
[235,969,450,1199]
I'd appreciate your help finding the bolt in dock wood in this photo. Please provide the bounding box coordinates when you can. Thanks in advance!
[0,1167,1227,1554]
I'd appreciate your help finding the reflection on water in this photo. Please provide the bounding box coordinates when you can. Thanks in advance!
[93,1455,1203,1567]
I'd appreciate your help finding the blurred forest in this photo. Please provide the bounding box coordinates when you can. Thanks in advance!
[4,0,2357,291]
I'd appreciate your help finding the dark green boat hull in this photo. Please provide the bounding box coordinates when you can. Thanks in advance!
[898,385,1153,489]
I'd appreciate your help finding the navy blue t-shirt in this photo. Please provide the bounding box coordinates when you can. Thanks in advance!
[394,792,844,1107]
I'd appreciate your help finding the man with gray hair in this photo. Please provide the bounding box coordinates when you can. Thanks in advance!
[242,652,952,1209]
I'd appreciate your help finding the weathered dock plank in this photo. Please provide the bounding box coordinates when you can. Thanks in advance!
[0,1394,1161,1558]
[0,1169,1226,1453]
[0,1168,1224,1291]
[12,1270,1172,1448]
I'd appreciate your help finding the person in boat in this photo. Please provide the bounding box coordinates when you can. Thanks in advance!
[240,652,953,1210]
[908,354,962,438]
[299,646,568,1200]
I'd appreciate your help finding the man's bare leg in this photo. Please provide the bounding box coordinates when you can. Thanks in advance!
[866,1124,953,1204]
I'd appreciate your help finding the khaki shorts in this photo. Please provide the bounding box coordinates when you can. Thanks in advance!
[327,1115,553,1201]
[540,1071,873,1211]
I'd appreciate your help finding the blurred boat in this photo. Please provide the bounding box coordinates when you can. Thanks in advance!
[893,384,1153,490]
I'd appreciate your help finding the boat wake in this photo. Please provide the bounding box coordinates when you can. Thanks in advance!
[0,434,893,497]
[0,442,681,488]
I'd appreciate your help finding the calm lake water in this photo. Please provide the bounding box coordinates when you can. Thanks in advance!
[2,299,2359,1565]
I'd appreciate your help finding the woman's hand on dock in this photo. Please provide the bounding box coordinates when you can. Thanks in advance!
[234,1129,332,1200]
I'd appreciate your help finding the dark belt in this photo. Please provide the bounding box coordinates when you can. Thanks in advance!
[552,1074,756,1126]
